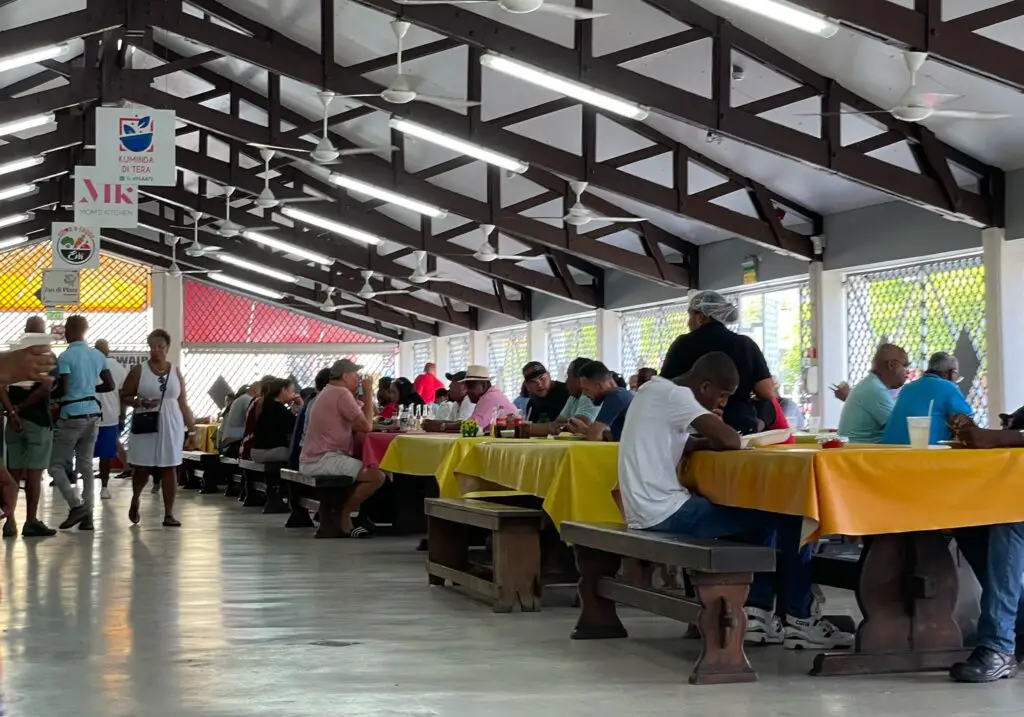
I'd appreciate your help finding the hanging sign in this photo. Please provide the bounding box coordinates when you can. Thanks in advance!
[742,255,759,285]
[51,223,100,270]
[74,166,139,228]
[94,107,176,186]
[110,351,149,370]
[40,269,81,306]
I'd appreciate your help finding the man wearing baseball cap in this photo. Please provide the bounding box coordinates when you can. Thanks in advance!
[300,358,384,538]
[521,361,570,424]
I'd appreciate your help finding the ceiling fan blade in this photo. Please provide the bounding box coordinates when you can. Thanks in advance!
[537,3,610,19]
[930,109,1012,120]
[417,94,482,110]
[531,215,570,220]
[590,217,648,223]
[792,110,891,116]
[369,289,413,296]
[276,196,325,204]
[336,94,382,99]
[332,304,366,311]
[492,254,541,261]
[248,143,312,153]
[918,92,961,108]
[335,145,398,156]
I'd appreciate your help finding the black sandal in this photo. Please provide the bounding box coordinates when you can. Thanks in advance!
[342,525,371,539]
[162,515,181,527]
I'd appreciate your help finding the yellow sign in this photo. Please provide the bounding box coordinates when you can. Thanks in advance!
[742,255,759,285]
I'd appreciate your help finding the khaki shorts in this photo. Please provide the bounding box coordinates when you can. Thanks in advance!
[300,451,362,478]
[6,420,53,470]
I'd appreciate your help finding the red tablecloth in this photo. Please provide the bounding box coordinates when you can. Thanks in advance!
[359,432,399,468]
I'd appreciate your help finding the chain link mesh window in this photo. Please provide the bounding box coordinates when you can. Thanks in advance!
[845,254,987,426]
[447,334,470,374]
[547,314,598,379]
[620,302,689,379]
[410,340,432,376]
[0,245,151,349]
[487,327,528,398]
[181,349,397,420]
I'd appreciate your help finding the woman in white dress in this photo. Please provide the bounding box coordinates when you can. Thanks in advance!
[121,329,197,527]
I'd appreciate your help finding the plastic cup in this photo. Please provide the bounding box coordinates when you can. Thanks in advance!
[10,333,53,388]
[907,416,931,449]
[807,416,822,433]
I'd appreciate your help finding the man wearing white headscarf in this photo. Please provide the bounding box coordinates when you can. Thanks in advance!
[660,290,774,434]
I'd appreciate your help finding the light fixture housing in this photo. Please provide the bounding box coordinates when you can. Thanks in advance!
[0,236,28,251]
[0,156,44,178]
[211,274,285,300]
[480,54,649,121]
[0,213,29,230]
[716,0,839,37]
[0,113,55,138]
[243,231,334,266]
[389,119,529,174]
[215,253,299,283]
[0,184,35,202]
[281,206,383,246]
[329,174,447,218]
[0,44,67,74]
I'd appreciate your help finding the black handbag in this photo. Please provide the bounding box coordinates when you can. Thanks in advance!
[131,366,169,435]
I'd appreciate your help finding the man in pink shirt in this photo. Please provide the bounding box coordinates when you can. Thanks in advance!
[462,365,518,431]
[300,359,385,538]
[413,362,445,404]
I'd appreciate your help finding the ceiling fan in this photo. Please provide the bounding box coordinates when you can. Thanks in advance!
[533,181,649,226]
[408,250,457,283]
[204,185,278,238]
[392,0,609,20]
[336,21,480,110]
[324,271,413,309]
[170,209,221,257]
[444,224,542,263]
[800,51,1011,123]
[249,91,398,164]
[152,237,220,279]
[253,149,331,209]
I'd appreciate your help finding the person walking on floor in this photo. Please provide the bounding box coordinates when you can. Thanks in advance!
[94,339,128,500]
[49,315,116,531]
[121,329,197,527]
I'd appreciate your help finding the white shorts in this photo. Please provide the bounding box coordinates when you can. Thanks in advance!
[300,451,362,478]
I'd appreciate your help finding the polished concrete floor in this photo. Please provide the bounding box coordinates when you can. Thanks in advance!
[2,481,1023,717]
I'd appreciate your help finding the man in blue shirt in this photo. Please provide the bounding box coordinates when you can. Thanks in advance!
[574,361,633,441]
[882,352,972,445]
[837,343,908,443]
[49,315,115,531]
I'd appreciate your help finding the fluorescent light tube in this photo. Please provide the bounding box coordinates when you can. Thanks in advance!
[0,184,35,201]
[211,274,285,300]
[480,54,649,121]
[215,253,298,283]
[0,113,55,138]
[243,231,334,266]
[0,236,28,250]
[0,44,67,74]
[716,0,839,37]
[389,119,529,174]
[0,156,44,178]
[281,206,382,246]
[329,174,448,218]
[0,213,29,230]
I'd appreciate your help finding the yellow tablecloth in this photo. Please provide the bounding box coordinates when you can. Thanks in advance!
[452,440,621,529]
[194,423,219,453]
[683,444,1024,539]
[378,434,485,491]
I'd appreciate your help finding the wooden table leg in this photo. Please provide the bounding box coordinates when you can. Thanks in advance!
[224,471,241,498]
[812,532,970,676]
[262,475,290,514]
[571,546,627,640]
[492,523,542,613]
[689,572,757,685]
[285,483,314,529]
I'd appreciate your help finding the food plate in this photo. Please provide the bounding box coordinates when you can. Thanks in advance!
[740,429,793,448]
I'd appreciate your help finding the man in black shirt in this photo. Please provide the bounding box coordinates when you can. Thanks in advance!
[521,361,570,423]
[660,290,774,435]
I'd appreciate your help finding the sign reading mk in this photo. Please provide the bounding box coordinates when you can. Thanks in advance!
[73,166,139,229]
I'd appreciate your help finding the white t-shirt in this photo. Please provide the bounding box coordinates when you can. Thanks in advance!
[618,377,709,529]
[435,396,475,422]
[98,357,128,427]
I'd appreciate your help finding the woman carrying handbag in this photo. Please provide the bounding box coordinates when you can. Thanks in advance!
[122,329,197,527]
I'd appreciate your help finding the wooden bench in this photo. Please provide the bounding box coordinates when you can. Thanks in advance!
[562,521,776,686]
[425,497,545,613]
[238,459,288,514]
[181,451,229,494]
[280,469,355,538]
[220,457,241,497]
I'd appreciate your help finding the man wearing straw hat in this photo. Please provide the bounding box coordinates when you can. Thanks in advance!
[461,365,517,433]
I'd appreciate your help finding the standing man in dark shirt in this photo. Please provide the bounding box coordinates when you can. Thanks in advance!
[521,361,570,423]
[660,290,774,435]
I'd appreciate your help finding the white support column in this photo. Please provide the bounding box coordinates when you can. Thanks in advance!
[595,309,620,369]
[151,271,184,365]
[527,320,546,366]
[433,336,449,379]
[816,266,846,429]
[398,341,413,378]
[469,330,487,366]
[983,228,1024,418]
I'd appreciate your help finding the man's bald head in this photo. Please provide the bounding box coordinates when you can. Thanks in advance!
[95,339,110,356]
[872,343,909,389]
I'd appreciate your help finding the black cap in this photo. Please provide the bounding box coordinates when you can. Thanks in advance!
[445,370,467,382]
[522,361,547,381]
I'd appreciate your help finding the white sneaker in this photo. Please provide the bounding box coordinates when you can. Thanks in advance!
[100,487,111,500]
[783,615,855,650]
[744,607,784,645]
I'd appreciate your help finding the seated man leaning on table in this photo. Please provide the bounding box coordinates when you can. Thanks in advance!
[522,357,601,437]
[618,351,854,650]
[573,361,633,442]
[423,365,517,433]
[836,343,909,443]
[432,371,474,423]
[881,352,971,446]
[299,359,385,539]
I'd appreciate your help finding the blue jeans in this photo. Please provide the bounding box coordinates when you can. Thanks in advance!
[647,496,813,619]
[956,523,1024,654]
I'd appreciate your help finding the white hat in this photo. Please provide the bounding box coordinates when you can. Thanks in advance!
[460,364,493,382]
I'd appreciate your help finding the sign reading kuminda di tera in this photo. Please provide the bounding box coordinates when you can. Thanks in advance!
[74,166,139,228]
[41,269,81,307]
[94,107,176,186]
[50,223,100,270]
